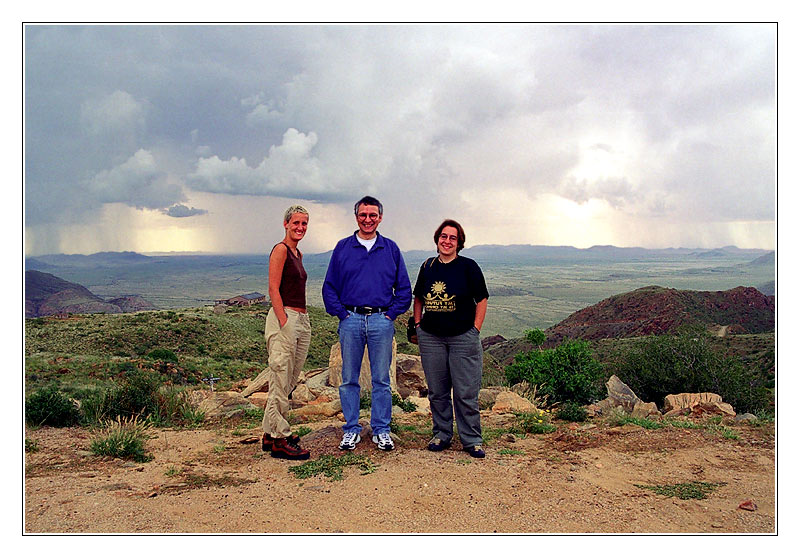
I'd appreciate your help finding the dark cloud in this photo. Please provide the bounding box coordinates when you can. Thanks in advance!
[162,204,208,218]
[24,24,776,254]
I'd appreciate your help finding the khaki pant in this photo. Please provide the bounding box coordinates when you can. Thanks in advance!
[262,308,311,438]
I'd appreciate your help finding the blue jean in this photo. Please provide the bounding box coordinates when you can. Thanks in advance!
[338,311,395,435]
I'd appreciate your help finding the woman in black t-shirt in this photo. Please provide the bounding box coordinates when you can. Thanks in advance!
[412,219,489,458]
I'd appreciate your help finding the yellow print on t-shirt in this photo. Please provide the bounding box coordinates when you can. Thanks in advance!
[424,281,456,312]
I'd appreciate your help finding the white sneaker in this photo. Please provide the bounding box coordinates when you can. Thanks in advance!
[339,432,361,450]
[372,432,395,451]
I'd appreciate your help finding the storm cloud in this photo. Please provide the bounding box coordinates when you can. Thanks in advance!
[24,24,776,255]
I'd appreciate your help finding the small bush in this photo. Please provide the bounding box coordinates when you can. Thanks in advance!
[511,410,557,435]
[25,385,81,427]
[526,329,546,347]
[293,426,312,438]
[147,348,179,363]
[555,401,588,422]
[505,339,604,404]
[106,369,163,419]
[80,372,203,427]
[90,416,153,462]
[392,392,417,412]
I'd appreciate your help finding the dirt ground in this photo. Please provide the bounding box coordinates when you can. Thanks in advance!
[24,413,775,534]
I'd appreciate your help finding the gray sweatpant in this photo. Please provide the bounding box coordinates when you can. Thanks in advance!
[417,326,483,448]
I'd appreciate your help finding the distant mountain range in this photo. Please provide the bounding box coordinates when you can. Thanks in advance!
[25,270,156,318]
[26,251,152,270]
[26,245,774,269]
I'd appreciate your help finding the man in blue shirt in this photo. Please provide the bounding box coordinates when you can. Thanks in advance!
[323,196,412,451]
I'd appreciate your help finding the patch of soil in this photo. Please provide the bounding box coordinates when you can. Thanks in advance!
[24,414,775,533]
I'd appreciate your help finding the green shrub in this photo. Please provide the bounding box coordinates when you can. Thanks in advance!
[392,392,418,412]
[147,348,179,363]
[25,385,81,427]
[79,389,115,424]
[505,339,604,404]
[614,329,772,414]
[526,329,546,347]
[106,369,163,419]
[90,416,153,462]
[555,401,588,422]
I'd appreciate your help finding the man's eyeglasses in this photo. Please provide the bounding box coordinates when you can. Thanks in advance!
[357,213,380,220]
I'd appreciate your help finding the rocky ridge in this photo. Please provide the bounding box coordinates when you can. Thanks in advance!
[544,285,774,345]
[25,270,155,318]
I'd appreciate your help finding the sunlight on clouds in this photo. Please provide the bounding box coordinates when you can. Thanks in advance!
[134,226,210,254]
[571,136,633,184]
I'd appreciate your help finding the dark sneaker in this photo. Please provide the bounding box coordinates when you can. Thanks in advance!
[339,432,361,451]
[261,433,273,452]
[372,432,395,451]
[427,437,451,452]
[270,437,310,460]
[464,445,485,458]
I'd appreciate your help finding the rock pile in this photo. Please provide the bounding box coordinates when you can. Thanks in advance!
[586,375,740,420]
[200,355,743,424]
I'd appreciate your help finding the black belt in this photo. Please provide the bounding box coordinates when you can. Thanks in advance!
[346,305,388,315]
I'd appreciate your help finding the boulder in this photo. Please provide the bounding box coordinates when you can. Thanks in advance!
[197,391,259,420]
[292,397,342,419]
[395,353,427,398]
[304,367,332,396]
[327,340,398,394]
[605,375,642,412]
[690,401,736,418]
[248,392,268,410]
[492,390,537,413]
[663,392,722,414]
[241,368,270,397]
[289,384,315,408]
[479,387,504,409]
[406,395,431,414]
[632,401,661,419]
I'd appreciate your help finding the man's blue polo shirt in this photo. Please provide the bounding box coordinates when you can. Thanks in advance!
[322,231,412,321]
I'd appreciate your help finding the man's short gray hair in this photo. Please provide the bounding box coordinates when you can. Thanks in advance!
[283,205,309,223]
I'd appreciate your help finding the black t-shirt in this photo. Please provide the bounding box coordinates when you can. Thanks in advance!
[413,256,489,337]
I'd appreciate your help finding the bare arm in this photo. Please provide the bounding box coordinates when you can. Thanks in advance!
[474,298,488,332]
[413,297,423,325]
[268,244,289,327]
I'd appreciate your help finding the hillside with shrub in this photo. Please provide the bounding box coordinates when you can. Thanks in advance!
[543,285,774,345]
[26,282,775,420]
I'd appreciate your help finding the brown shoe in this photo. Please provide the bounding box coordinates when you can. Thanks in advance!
[271,436,310,460]
[261,433,273,452]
